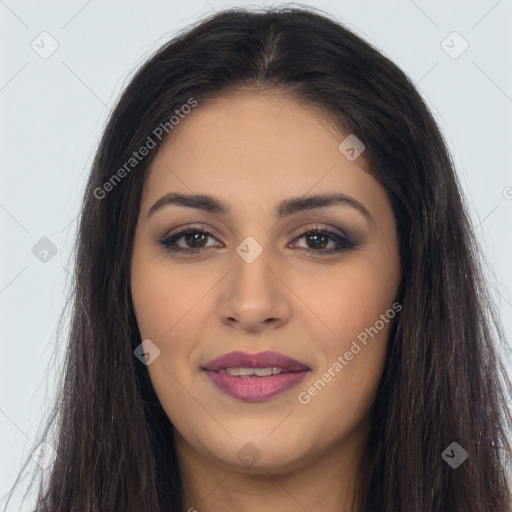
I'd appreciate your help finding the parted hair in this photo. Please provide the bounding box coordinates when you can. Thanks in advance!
[8,6,511,512]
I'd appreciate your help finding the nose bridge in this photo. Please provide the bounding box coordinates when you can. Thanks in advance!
[231,233,275,295]
[216,231,291,330]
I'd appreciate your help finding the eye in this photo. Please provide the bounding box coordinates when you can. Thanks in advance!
[290,225,356,255]
[158,224,356,256]
[158,226,223,254]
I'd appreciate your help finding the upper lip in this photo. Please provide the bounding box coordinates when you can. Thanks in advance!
[202,351,311,372]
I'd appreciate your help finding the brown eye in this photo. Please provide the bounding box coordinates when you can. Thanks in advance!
[158,225,356,256]
[292,227,356,255]
[303,231,330,249]
[182,231,209,248]
[159,228,222,253]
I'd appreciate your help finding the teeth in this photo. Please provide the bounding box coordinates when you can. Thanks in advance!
[219,367,286,377]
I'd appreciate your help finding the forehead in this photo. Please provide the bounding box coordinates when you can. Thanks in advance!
[143,92,385,217]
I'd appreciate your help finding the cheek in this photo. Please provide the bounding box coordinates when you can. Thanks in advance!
[295,255,398,353]
[130,249,215,400]
[131,249,214,341]
[292,254,398,419]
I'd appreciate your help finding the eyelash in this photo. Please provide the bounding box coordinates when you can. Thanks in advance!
[158,225,356,256]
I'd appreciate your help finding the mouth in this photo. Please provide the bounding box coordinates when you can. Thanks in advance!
[201,351,311,402]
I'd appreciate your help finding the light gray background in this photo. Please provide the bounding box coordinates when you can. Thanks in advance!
[1,1,511,510]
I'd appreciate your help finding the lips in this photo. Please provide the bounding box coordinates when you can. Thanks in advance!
[202,350,311,372]
[202,351,311,402]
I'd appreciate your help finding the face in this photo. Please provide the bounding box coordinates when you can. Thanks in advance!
[130,92,400,474]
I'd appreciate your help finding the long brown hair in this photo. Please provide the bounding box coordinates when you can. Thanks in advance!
[8,6,512,511]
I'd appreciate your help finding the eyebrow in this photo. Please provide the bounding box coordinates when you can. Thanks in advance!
[147,192,372,221]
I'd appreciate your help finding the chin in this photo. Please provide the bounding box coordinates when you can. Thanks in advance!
[205,431,312,474]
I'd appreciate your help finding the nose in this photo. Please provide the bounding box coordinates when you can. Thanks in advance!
[216,241,292,333]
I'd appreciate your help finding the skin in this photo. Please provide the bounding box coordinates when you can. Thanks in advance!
[130,91,400,512]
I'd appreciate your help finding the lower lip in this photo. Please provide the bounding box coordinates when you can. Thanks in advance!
[204,370,308,402]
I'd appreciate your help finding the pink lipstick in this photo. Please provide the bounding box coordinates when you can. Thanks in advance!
[202,350,310,402]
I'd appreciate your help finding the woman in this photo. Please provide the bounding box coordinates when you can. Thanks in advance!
[10,6,511,511]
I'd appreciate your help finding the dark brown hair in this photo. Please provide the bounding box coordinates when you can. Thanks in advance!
[8,5,512,511]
